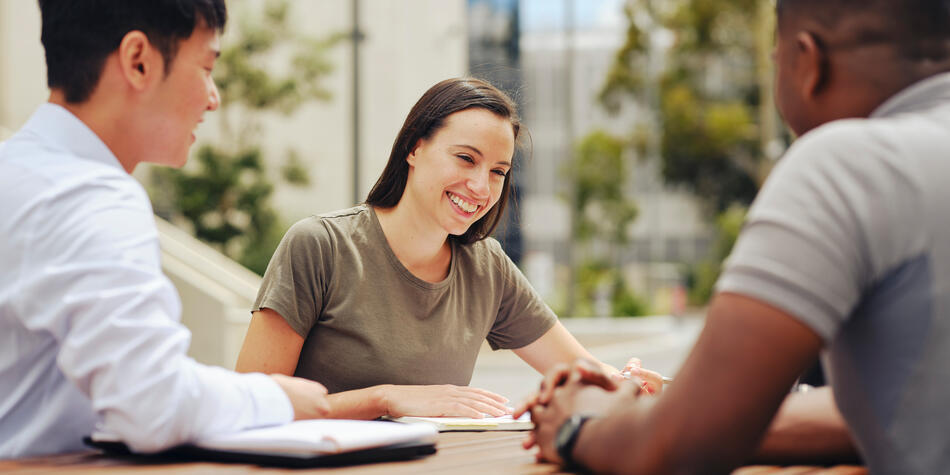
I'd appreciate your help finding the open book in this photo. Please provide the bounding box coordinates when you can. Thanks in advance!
[388,413,533,432]
[86,419,438,467]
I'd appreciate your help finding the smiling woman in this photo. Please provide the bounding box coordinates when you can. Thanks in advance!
[234,78,664,421]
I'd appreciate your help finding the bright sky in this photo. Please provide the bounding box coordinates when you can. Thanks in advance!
[520,0,626,32]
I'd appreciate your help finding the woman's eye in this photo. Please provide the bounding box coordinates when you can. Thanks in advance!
[492,169,508,177]
[457,154,474,163]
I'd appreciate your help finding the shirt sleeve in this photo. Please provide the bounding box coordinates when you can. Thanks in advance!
[485,239,558,350]
[16,173,293,453]
[715,121,925,342]
[253,218,330,338]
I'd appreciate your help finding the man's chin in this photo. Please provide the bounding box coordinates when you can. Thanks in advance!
[162,151,190,169]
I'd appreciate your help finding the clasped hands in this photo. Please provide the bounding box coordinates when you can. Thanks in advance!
[514,358,664,466]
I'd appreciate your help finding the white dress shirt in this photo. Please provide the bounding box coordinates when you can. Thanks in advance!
[0,104,293,458]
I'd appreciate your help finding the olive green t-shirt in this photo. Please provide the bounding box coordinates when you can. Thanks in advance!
[253,205,557,394]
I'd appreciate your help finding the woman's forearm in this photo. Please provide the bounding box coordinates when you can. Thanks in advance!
[325,386,391,419]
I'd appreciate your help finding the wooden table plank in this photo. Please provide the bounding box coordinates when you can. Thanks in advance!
[0,432,865,474]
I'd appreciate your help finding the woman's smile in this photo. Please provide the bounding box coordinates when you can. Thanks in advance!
[447,191,480,215]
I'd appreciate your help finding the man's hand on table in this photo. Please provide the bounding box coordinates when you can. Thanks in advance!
[514,358,646,464]
[270,374,331,419]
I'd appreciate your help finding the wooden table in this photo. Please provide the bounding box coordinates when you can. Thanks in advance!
[0,432,866,474]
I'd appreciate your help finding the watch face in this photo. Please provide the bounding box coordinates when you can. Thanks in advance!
[556,414,587,463]
[556,415,580,449]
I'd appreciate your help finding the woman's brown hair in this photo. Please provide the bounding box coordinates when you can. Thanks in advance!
[365,77,522,244]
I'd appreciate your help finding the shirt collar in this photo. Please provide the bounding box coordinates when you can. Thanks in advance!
[871,71,950,118]
[21,102,125,173]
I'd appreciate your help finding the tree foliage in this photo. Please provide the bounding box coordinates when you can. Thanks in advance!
[563,131,647,316]
[564,130,638,244]
[597,0,781,303]
[149,0,339,275]
[601,0,768,213]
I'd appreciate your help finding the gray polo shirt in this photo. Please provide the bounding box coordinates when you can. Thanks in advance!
[717,72,950,474]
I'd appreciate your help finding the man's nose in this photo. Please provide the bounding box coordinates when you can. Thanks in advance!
[207,80,220,111]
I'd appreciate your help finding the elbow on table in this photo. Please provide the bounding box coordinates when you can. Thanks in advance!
[98,396,204,454]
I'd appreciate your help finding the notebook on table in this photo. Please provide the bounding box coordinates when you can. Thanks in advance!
[84,419,438,468]
[388,413,533,432]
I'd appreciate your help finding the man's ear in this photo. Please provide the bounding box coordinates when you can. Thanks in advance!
[116,30,161,91]
[795,31,829,100]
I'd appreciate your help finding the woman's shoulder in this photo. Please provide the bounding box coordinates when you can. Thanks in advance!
[283,205,371,247]
[459,236,506,258]
[456,237,513,276]
[315,204,371,221]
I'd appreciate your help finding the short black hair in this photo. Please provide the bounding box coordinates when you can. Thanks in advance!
[39,0,227,103]
[777,0,950,61]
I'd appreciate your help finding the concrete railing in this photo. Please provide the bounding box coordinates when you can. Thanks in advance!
[155,217,262,370]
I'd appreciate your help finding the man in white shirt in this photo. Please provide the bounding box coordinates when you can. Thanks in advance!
[0,0,330,458]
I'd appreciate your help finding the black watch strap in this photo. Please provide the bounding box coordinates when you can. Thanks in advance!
[556,414,593,470]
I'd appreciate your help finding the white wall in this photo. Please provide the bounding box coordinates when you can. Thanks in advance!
[0,0,47,131]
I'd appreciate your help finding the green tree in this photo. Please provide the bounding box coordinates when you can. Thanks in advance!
[602,0,772,213]
[149,0,340,275]
[686,204,746,304]
[563,131,647,316]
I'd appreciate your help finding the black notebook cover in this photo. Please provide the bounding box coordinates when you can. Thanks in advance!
[83,436,436,468]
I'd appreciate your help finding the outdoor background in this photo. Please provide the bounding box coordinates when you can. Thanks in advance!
[0,0,788,401]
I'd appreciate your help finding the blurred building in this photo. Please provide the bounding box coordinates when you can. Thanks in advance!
[467,0,525,263]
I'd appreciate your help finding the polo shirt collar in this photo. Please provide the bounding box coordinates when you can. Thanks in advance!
[871,71,950,118]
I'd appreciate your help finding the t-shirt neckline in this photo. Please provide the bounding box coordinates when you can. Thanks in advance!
[367,205,457,290]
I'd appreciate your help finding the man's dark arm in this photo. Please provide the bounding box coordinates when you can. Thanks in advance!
[753,387,860,465]
[564,293,825,474]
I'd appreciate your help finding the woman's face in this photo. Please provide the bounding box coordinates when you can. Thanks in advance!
[405,108,515,237]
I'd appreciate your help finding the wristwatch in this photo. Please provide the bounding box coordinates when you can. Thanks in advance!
[555,414,593,469]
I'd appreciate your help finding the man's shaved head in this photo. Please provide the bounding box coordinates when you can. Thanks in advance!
[776,0,950,61]
[772,0,950,135]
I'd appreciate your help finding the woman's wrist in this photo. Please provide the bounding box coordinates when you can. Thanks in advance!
[373,384,394,418]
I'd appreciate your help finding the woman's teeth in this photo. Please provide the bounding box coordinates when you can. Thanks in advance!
[448,192,478,213]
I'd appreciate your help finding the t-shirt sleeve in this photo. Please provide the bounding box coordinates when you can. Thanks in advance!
[485,239,558,350]
[253,218,332,338]
[716,121,924,342]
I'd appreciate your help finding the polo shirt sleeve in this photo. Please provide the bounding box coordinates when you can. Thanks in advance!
[716,121,925,342]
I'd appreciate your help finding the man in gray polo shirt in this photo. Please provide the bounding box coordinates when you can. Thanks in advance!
[520,1,950,473]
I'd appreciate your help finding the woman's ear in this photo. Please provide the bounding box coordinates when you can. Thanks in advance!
[406,139,423,167]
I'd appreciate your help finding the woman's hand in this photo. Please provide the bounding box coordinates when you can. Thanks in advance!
[381,384,511,418]
[621,357,665,395]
